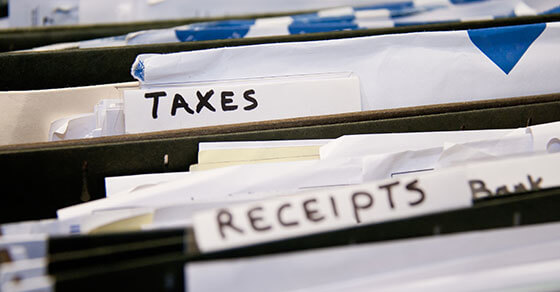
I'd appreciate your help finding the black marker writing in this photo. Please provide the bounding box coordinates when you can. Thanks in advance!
[217,209,243,239]
[196,90,216,113]
[351,192,374,223]
[171,93,194,115]
[144,91,167,119]
[243,89,258,111]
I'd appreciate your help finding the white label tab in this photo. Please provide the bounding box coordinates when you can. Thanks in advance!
[123,73,361,134]
[193,168,471,253]
[466,153,560,200]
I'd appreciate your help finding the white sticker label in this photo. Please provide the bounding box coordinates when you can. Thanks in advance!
[123,73,361,134]
[193,168,471,253]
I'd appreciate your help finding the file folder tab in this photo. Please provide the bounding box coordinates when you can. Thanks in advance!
[193,168,471,252]
[123,73,361,134]
[465,154,560,200]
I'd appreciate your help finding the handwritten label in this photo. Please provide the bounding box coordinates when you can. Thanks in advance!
[466,153,560,200]
[123,73,361,134]
[193,168,471,252]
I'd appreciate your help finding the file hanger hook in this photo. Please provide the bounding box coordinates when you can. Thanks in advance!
[80,161,91,202]
[513,211,522,226]
[164,154,169,168]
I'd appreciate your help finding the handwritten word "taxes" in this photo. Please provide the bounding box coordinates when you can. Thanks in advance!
[144,89,258,119]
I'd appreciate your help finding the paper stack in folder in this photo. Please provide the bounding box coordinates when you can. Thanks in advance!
[24,0,560,50]
[3,121,560,291]
[2,2,560,291]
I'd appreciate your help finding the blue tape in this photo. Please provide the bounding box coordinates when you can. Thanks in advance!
[291,13,319,20]
[292,15,356,24]
[449,0,488,4]
[542,5,560,15]
[355,1,414,11]
[133,59,145,81]
[288,22,359,34]
[190,19,256,28]
[468,22,546,74]
[175,26,251,42]
[393,20,456,27]
[69,224,81,234]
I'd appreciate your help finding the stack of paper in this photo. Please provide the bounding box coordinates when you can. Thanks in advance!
[3,120,560,291]
[28,0,560,50]
[2,3,560,292]
[48,99,124,141]
[7,0,375,28]
[43,20,560,141]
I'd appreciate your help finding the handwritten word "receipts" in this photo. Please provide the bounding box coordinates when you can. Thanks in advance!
[193,169,471,252]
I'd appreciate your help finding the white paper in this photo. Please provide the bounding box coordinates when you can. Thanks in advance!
[1,275,53,292]
[48,114,96,141]
[463,152,560,199]
[8,0,78,27]
[58,157,365,220]
[400,0,534,24]
[78,0,377,25]
[304,242,560,292]
[104,123,555,201]
[3,246,29,262]
[48,99,125,141]
[528,120,560,152]
[124,73,361,134]
[105,172,190,198]
[7,0,374,27]
[62,121,560,220]
[195,140,325,167]
[0,17,9,28]
[77,208,153,234]
[133,22,560,111]
[0,220,58,237]
[144,199,257,229]
[360,132,532,181]
[0,217,91,237]
[358,122,560,181]
[320,127,514,159]
[320,121,560,161]
[193,167,471,252]
[134,147,558,230]
[199,139,331,151]
[187,221,560,292]
[0,82,137,146]
[0,258,46,287]
[192,151,560,252]
[0,235,47,260]
[28,42,79,52]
